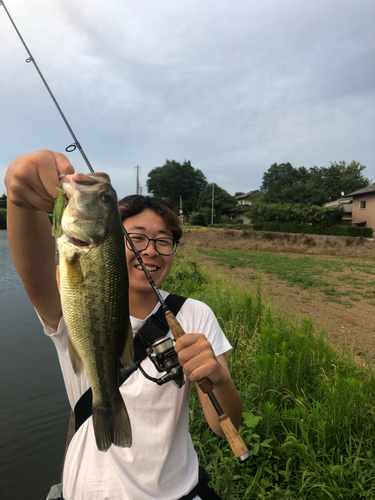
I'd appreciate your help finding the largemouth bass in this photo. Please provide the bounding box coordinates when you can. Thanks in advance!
[57,172,133,452]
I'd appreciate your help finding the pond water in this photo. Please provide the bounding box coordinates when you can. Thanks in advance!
[0,230,70,500]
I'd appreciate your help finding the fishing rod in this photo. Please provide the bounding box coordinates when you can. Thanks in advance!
[1,1,249,463]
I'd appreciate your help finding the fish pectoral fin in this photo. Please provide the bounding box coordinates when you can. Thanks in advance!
[120,317,134,368]
[68,336,84,376]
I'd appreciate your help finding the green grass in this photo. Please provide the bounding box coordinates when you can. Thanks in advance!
[194,247,375,307]
[164,253,375,499]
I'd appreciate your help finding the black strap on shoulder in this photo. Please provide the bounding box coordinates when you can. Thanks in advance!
[74,294,187,433]
[133,294,186,363]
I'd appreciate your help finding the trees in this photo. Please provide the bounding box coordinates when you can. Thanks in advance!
[146,160,207,214]
[335,161,371,196]
[260,161,370,205]
[260,163,319,204]
[309,161,371,201]
[261,162,301,201]
[0,193,6,229]
[197,183,237,225]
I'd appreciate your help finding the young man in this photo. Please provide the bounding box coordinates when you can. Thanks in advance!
[5,150,242,500]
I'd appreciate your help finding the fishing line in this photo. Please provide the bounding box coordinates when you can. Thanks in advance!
[0,0,168,312]
[2,1,248,461]
[0,0,94,172]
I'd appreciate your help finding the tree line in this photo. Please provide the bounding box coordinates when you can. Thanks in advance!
[146,159,371,225]
[146,160,238,225]
[1,160,370,227]
[258,160,370,205]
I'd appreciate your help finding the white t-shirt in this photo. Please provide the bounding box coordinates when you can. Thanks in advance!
[40,291,231,500]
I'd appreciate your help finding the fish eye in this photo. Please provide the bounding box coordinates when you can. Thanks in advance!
[101,193,112,203]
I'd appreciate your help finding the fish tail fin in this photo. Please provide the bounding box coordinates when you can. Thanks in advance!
[92,396,132,452]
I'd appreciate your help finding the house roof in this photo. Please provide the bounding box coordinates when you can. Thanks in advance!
[346,183,375,197]
[325,197,352,207]
[325,198,352,213]
[235,190,258,200]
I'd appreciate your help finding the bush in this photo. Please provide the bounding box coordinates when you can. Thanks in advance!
[248,202,345,226]
[0,209,54,229]
[210,223,254,231]
[188,212,207,226]
[0,209,6,229]
[253,221,373,238]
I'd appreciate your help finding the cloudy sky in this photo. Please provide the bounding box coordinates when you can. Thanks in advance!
[1,0,374,199]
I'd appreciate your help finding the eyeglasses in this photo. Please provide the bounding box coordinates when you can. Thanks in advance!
[126,233,177,256]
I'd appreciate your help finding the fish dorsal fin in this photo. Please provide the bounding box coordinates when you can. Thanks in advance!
[68,335,84,376]
[120,317,134,369]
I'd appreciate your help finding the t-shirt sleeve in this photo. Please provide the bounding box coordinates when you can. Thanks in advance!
[35,309,91,408]
[35,308,69,353]
[176,298,232,357]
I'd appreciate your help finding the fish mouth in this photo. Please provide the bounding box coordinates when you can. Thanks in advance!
[62,227,92,247]
[69,236,90,247]
[61,173,111,199]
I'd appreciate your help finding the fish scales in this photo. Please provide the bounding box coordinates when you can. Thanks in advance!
[57,173,133,452]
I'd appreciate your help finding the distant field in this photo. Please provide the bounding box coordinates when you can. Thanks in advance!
[195,247,375,308]
[180,228,375,358]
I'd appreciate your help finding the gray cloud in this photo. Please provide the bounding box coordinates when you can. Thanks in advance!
[1,0,374,198]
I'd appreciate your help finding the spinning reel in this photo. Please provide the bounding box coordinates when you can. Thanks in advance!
[139,337,185,389]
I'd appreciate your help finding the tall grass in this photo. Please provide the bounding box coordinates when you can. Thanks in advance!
[163,253,375,499]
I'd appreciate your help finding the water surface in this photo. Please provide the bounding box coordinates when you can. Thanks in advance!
[0,230,70,500]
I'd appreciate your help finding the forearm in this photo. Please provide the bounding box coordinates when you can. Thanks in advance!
[7,203,56,285]
[7,203,62,326]
[4,150,74,328]
[175,334,243,437]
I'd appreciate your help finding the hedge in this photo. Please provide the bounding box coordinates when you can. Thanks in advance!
[252,221,373,238]
[0,209,6,230]
[209,223,253,230]
[248,202,345,226]
[1,209,372,238]
[0,210,53,230]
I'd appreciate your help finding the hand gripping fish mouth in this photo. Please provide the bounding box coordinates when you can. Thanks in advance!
[56,172,134,452]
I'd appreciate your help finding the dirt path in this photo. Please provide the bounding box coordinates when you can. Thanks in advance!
[180,228,375,359]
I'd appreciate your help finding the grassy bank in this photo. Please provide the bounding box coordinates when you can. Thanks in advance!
[164,254,375,499]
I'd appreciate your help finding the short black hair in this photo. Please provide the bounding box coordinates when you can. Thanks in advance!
[118,195,182,242]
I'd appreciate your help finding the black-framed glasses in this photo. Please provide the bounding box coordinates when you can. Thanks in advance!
[126,233,178,256]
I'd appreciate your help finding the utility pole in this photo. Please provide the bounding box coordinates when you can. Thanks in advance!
[135,165,141,194]
[211,183,215,225]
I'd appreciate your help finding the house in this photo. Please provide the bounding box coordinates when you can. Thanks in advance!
[324,197,353,226]
[346,183,375,230]
[232,190,258,224]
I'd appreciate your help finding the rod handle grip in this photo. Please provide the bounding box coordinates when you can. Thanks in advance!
[218,414,250,463]
[165,311,214,392]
